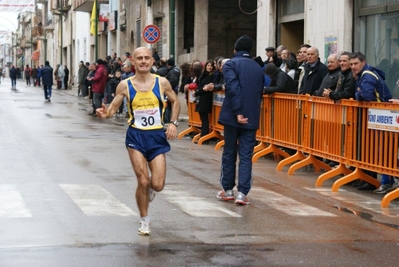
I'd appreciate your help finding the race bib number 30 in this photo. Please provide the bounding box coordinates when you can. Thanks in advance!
[134,108,162,129]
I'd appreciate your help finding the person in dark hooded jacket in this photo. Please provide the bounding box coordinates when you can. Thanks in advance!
[263,63,296,94]
[350,51,392,102]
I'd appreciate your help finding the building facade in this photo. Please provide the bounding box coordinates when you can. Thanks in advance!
[4,0,399,96]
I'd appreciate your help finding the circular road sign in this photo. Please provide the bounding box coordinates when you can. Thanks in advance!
[142,25,161,44]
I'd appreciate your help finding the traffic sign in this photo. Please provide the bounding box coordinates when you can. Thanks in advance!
[142,25,161,44]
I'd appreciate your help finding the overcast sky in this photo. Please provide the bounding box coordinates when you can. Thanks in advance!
[0,12,19,32]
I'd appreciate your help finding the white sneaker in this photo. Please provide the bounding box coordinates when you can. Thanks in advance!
[149,187,155,202]
[138,218,151,236]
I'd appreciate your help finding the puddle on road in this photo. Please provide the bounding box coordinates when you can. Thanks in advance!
[335,206,399,230]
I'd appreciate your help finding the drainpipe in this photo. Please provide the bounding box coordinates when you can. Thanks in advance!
[95,0,98,60]
[44,38,47,62]
[30,23,33,68]
[169,0,175,57]
[60,12,63,64]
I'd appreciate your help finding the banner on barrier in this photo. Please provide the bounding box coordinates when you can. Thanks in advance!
[368,108,399,132]
[213,93,225,106]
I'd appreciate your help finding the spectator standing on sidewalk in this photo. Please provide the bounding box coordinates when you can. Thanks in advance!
[58,64,65,89]
[24,65,31,86]
[64,65,69,90]
[10,65,17,90]
[78,61,88,97]
[37,65,42,86]
[31,66,38,86]
[42,61,53,102]
[216,35,264,205]
[87,59,108,115]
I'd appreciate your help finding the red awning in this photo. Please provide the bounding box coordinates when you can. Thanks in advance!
[31,50,40,61]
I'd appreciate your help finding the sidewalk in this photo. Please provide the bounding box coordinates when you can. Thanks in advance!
[65,85,189,121]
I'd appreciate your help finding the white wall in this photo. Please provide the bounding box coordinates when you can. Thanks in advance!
[73,11,90,83]
[256,0,353,63]
[304,0,353,62]
[257,0,277,62]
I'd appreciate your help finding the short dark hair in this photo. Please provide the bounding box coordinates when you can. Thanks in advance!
[286,57,298,70]
[339,51,351,59]
[167,58,175,66]
[300,44,311,49]
[350,51,366,62]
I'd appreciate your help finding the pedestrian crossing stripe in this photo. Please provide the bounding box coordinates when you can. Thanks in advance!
[251,187,337,217]
[161,185,242,217]
[60,184,137,217]
[5,184,396,219]
[0,185,32,218]
[305,187,399,217]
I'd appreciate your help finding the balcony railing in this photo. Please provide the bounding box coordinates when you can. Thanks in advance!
[32,25,43,38]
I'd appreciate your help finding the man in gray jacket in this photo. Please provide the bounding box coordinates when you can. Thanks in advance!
[78,61,89,97]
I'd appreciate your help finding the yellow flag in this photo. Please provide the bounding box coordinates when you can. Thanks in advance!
[90,1,97,35]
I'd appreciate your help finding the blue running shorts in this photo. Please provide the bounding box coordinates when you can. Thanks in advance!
[125,127,171,161]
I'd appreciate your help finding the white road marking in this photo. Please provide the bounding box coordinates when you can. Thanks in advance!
[305,187,399,217]
[251,187,337,217]
[60,184,137,216]
[161,185,241,217]
[0,185,32,218]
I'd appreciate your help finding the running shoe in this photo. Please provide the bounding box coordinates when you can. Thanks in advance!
[149,187,155,202]
[235,192,250,205]
[138,218,151,236]
[387,181,399,192]
[373,184,393,194]
[216,190,235,201]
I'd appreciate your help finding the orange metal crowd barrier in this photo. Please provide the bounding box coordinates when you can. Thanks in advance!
[195,92,225,146]
[180,90,399,207]
[178,95,201,140]
[253,94,304,162]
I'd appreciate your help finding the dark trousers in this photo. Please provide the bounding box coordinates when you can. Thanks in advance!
[11,78,16,87]
[220,124,257,196]
[92,92,104,112]
[64,77,68,89]
[163,102,172,123]
[199,112,210,137]
[43,84,52,99]
[78,84,86,96]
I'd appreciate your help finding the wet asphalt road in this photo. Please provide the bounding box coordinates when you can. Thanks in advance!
[1,79,399,267]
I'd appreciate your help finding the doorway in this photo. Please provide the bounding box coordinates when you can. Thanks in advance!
[280,20,304,53]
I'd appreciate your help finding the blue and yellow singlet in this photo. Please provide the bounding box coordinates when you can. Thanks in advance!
[126,75,165,130]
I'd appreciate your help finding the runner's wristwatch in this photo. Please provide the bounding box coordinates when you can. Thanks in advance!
[171,120,179,127]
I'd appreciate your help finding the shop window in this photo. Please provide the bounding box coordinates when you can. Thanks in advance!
[360,10,399,93]
[183,0,194,53]
[136,20,141,47]
[361,0,399,8]
[154,18,163,58]
[281,0,304,16]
